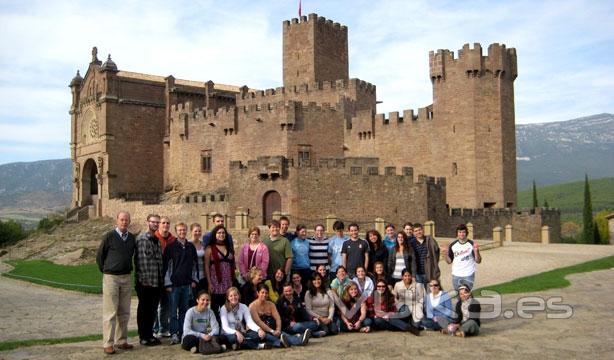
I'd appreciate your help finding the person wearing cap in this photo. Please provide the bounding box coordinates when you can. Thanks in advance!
[450,283,481,337]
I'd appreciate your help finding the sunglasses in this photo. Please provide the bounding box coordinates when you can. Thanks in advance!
[376,285,387,288]
[429,284,440,287]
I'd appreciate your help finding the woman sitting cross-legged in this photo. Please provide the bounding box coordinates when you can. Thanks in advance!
[421,279,454,331]
[369,279,411,332]
[448,283,481,337]
[249,283,309,347]
[181,290,224,354]
[338,282,372,333]
[219,287,270,350]
[305,272,339,337]
[392,269,425,331]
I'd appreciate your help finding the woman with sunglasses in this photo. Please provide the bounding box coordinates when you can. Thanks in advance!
[422,279,454,331]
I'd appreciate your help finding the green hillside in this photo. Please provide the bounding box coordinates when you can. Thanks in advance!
[517,177,614,223]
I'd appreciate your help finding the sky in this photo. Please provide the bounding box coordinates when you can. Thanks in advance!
[0,0,612,165]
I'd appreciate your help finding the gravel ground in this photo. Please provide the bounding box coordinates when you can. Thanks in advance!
[0,242,612,359]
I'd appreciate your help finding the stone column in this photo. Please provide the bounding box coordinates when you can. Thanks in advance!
[493,226,503,247]
[374,218,385,235]
[235,208,248,231]
[424,221,435,237]
[325,215,337,234]
[505,224,513,243]
[467,222,474,240]
[541,225,550,244]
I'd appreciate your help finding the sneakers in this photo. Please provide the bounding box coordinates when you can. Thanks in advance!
[139,338,160,346]
[408,326,421,336]
[313,330,327,338]
[169,334,180,345]
[301,329,311,345]
[221,344,227,352]
[190,346,198,354]
[280,333,289,348]
[157,331,171,338]
[257,343,266,350]
[231,343,238,351]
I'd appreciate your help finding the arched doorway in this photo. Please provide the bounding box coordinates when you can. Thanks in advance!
[262,190,281,225]
[81,158,98,206]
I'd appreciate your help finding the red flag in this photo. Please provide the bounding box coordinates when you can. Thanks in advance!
[298,0,302,17]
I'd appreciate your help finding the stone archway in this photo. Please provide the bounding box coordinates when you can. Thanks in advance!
[81,158,98,206]
[262,190,281,225]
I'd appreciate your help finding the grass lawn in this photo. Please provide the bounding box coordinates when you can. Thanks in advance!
[2,260,102,294]
[0,330,138,352]
[477,255,614,295]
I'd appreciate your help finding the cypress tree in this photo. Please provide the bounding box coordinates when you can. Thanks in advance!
[532,180,538,208]
[582,174,595,244]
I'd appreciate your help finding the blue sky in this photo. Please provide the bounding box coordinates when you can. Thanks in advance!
[0,0,612,165]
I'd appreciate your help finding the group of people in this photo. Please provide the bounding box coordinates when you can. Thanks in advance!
[96,212,482,355]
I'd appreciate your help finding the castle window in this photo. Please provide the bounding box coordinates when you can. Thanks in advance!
[452,162,458,175]
[201,150,212,173]
[298,150,311,167]
[368,167,378,175]
[351,167,362,175]
[385,167,396,176]
[453,124,456,133]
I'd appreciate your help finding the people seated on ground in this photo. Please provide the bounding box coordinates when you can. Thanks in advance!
[338,283,372,333]
[387,231,414,285]
[241,267,265,306]
[329,266,351,298]
[392,269,425,329]
[249,283,309,347]
[219,287,269,350]
[369,279,412,332]
[315,264,330,289]
[264,268,285,303]
[448,283,481,337]
[181,291,224,354]
[367,229,388,274]
[304,272,339,337]
[291,272,307,301]
[239,227,270,283]
[352,266,374,297]
[421,279,454,331]
[276,283,316,340]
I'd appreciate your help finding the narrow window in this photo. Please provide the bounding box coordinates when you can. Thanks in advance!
[201,150,212,173]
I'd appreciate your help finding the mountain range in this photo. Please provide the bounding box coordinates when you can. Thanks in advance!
[0,113,612,224]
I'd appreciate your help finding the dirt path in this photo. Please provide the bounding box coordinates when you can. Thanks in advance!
[2,268,612,360]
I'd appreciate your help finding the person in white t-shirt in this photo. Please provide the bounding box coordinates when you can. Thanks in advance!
[445,224,482,291]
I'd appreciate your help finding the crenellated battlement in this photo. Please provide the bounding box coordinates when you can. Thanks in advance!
[283,13,347,36]
[429,42,517,82]
[237,78,375,104]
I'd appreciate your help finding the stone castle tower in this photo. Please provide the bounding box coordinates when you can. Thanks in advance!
[66,13,548,241]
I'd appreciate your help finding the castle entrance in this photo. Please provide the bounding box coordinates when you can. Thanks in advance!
[262,190,281,225]
[81,158,98,206]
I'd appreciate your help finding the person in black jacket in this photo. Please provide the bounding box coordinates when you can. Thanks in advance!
[276,283,316,343]
[163,222,199,345]
[451,283,481,337]
[96,211,136,355]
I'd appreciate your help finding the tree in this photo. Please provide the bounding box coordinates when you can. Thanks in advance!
[581,174,595,244]
[532,180,538,208]
[543,199,549,208]
[594,209,611,244]
[0,219,27,246]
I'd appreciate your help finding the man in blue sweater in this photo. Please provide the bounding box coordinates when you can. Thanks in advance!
[164,222,200,345]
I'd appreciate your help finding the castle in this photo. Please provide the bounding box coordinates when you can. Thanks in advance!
[68,13,559,241]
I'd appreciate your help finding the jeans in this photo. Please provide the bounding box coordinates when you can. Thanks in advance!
[452,274,475,291]
[314,318,339,335]
[421,317,450,331]
[373,317,410,331]
[154,291,170,334]
[135,283,160,341]
[169,285,191,336]
[415,274,427,286]
[284,320,318,335]
[340,317,373,332]
[220,332,260,349]
[460,319,480,336]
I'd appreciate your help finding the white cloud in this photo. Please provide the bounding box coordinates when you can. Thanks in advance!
[0,0,612,164]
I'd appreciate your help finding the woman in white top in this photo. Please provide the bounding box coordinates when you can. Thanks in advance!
[351,266,374,297]
[219,287,267,350]
[392,269,425,327]
[387,231,414,284]
[304,272,338,336]
[189,223,206,303]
